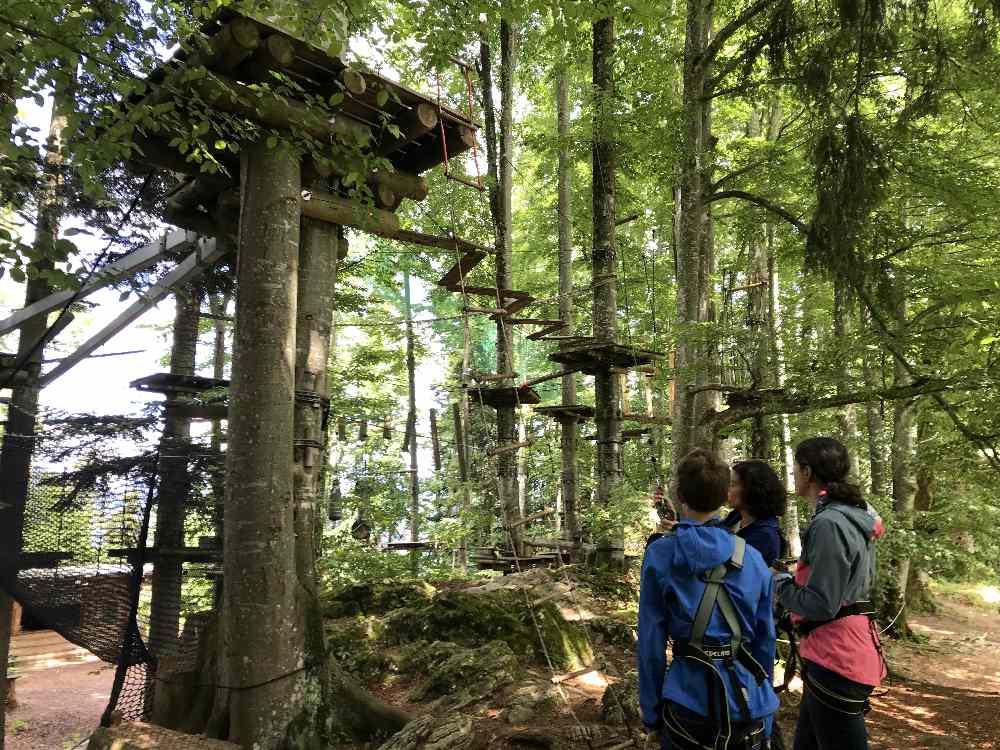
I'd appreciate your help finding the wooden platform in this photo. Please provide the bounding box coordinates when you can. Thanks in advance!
[548,341,665,375]
[10,629,100,674]
[385,541,433,551]
[17,551,73,570]
[533,404,595,421]
[469,548,564,573]
[130,372,230,395]
[467,385,541,408]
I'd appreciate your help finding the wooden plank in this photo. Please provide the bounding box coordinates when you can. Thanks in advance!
[486,440,532,457]
[0,229,193,337]
[438,251,487,287]
[506,507,555,528]
[393,230,489,254]
[503,296,535,316]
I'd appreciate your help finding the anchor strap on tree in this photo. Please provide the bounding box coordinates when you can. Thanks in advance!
[669,537,769,750]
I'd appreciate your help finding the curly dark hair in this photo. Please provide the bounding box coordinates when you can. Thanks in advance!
[732,460,787,519]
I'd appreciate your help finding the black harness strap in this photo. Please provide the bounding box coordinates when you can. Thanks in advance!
[796,601,875,637]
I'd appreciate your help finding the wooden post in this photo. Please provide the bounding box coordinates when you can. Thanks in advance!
[592,14,624,567]
[358,414,368,441]
[148,284,200,661]
[223,140,302,748]
[403,271,420,575]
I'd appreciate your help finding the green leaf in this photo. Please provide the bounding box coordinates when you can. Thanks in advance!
[214,139,227,150]
[376,88,389,108]
[267,135,278,148]
[10,266,25,283]
[329,92,345,107]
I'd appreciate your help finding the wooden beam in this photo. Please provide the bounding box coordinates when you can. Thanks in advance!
[505,507,555,528]
[378,102,439,155]
[438,251,488,287]
[487,440,532,457]
[0,229,194,336]
[300,190,400,235]
[40,240,228,386]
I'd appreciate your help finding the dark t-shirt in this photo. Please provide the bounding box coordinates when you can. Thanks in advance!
[724,509,784,567]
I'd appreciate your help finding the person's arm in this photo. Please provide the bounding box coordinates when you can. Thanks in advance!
[751,574,777,682]
[776,519,850,620]
[637,543,670,730]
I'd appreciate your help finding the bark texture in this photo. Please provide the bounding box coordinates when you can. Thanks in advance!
[860,302,888,498]
[555,66,580,545]
[403,270,420,574]
[223,141,303,749]
[592,14,624,565]
[148,284,201,659]
[833,278,861,476]
[0,75,74,747]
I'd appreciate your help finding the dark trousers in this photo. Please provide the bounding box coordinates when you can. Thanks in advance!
[659,703,766,750]
[793,660,874,750]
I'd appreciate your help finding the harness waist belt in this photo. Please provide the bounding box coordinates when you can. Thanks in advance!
[797,601,875,637]
[672,640,769,685]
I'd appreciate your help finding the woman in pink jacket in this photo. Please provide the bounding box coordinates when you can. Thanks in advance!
[774,437,886,750]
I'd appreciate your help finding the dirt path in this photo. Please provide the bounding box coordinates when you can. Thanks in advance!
[4,660,114,750]
[865,594,1000,750]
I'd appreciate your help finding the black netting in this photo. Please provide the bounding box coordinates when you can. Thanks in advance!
[3,427,225,727]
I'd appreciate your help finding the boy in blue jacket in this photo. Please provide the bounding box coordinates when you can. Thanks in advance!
[638,448,779,749]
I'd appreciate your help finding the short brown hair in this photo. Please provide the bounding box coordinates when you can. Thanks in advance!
[677,448,730,512]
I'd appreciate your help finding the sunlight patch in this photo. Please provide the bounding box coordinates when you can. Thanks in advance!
[977,585,1000,604]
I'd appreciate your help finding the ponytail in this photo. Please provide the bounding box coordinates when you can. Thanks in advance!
[825,479,865,508]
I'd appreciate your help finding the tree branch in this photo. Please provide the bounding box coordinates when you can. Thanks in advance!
[699,0,779,69]
[706,190,809,233]
[706,378,955,430]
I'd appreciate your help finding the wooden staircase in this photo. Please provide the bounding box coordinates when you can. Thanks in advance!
[11,629,100,673]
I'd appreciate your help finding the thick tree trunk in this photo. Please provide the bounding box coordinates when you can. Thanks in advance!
[403,271,420,574]
[555,66,580,545]
[672,0,717,479]
[746,108,771,460]
[833,279,861,476]
[209,292,229,607]
[592,14,624,567]
[148,284,201,659]
[480,17,523,555]
[860,303,888,498]
[768,248,802,557]
[223,141,303,749]
[885,285,917,635]
[0,75,74,746]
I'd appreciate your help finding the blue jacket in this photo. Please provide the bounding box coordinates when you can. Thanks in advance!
[723,510,784,568]
[637,518,779,730]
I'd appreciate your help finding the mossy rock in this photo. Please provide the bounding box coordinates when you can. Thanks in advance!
[410,640,519,705]
[322,580,437,618]
[376,713,473,750]
[397,640,463,675]
[384,589,593,670]
[601,669,640,725]
[587,616,637,651]
[324,616,390,680]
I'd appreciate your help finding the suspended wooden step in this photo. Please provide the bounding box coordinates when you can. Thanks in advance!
[622,413,671,425]
[548,341,665,375]
[501,297,535,316]
[172,402,228,420]
[487,440,533,457]
[467,384,542,408]
[17,552,73,570]
[454,285,533,301]
[534,404,595,421]
[621,427,651,440]
[131,372,230,395]
[437,250,487,288]
[385,541,433,551]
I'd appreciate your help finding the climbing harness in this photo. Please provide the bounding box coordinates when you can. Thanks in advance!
[795,601,875,638]
[666,536,770,750]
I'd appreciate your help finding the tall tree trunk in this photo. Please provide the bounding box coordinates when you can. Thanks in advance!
[479,16,523,555]
[555,65,581,545]
[672,0,717,479]
[223,141,302,748]
[860,302,888,498]
[592,13,624,567]
[746,107,771,459]
[0,74,74,746]
[209,291,229,607]
[148,284,201,659]
[885,279,917,635]
[403,270,420,574]
[768,248,802,557]
[833,278,861,476]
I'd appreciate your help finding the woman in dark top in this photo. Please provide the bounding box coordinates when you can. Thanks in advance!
[725,459,788,567]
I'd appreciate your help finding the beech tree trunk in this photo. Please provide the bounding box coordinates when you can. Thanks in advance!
[0,74,74,746]
[556,65,580,545]
[833,278,861,476]
[768,248,802,557]
[480,16,523,555]
[672,0,718,478]
[885,279,917,635]
[403,270,420,574]
[592,14,624,567]
[860,302,888,498]
[223,141,303,749]
[148,284,201,659]
[746,106,772,459]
